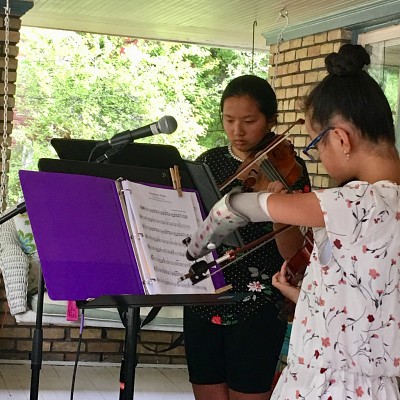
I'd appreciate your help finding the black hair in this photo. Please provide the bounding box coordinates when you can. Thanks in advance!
[220,75,277,120]
[304,44,395,145]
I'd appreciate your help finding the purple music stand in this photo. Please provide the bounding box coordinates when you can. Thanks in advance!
[20,147,242,400]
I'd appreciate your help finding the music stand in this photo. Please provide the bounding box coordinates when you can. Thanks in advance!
[77,293,245,400]
[25,141,244,400]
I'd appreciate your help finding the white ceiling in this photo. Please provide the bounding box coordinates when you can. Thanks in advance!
[19,0,400,51]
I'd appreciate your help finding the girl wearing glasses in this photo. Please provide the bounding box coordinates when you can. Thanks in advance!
[186,44,400,399]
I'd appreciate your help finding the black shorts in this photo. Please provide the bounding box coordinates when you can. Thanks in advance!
[183,304,287,394]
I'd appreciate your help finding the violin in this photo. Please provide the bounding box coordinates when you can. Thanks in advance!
[221,117,312,289]
[284,228,313,284]
[273,228,313,322]
[180,224,294,284]
[220,119,305,192]
[181,118,313,321]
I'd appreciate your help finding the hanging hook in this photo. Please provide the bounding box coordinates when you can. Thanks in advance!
[251,20,257,73]
[276,7,289,44]
[272,7,289,90]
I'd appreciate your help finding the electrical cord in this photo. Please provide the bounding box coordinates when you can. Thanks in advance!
[87,144,101,163]
[137,331,184,354]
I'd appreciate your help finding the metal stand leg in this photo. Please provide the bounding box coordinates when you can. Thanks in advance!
[120,307,140,400]
[30,272,45,400]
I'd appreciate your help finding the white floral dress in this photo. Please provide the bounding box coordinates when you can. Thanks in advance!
[271,181,400,399]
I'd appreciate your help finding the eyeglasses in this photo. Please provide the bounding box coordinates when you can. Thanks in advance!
[302,127,333,161]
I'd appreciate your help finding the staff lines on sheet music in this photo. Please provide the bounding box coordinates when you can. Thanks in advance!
[154,265,182,277]
[142,223,187,238]
[148,245,186,257]
[140,214,190,230]
[157,277,208,291]
[139,205,188,219]
[146,233,184,247]
[151,255,188,268]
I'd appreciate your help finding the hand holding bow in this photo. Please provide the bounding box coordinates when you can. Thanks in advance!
[186,187,274,260]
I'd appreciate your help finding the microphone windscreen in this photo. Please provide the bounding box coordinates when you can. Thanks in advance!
[158,115,178,134]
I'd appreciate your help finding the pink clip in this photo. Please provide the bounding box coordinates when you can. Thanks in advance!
[66,300,79,321]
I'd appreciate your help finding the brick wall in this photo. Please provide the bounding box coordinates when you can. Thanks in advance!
[268,28,352,189]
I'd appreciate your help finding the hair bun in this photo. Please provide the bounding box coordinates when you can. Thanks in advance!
[325,44,371,76]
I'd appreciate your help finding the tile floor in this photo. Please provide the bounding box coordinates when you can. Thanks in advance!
[0,361,195,399]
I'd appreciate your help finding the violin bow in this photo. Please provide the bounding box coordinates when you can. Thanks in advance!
[178,224,298,284]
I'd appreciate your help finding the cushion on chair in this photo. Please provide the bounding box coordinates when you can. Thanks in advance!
[13,212,40,297]
[0,218,30,315]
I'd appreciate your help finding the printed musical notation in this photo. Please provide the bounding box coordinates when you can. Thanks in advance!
[147,245,186,257]
[120,180,215,295]
[151,255,187,268]
[142,224,187,238]
[140,214,190,230]
[140,205,188,220]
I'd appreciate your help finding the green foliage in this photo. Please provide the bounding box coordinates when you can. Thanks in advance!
[369,65,400,116]
[8,27,269,203]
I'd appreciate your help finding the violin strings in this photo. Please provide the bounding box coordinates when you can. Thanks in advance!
[259,159,291,191]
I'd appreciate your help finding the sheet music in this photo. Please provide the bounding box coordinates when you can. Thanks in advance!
[120,180,216,295]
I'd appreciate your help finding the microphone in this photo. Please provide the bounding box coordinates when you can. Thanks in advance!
[98,115,177,148]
